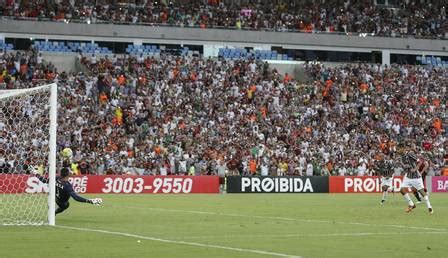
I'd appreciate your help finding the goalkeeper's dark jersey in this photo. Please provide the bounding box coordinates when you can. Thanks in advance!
[55,177,90,204]
[37,175,89,204]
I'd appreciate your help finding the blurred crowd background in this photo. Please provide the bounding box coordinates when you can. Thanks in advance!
[0,0,446,39]
[0,47,446,176]
[0,0,447,177]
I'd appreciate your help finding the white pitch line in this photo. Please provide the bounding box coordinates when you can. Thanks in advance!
[56,225,302,258]
[173,231,448,240]
[119,206,448,232]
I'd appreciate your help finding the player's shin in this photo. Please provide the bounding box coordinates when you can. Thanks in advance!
[413,191,422,202]
[402,193,415,207]
[381,190,388,202]
[423,195,432,209]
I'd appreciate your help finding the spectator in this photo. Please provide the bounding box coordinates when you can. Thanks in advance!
[1,0,446,39]
[2,50,446,177]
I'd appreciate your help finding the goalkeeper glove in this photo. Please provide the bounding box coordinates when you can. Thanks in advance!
[30,165,43,176]
[90,198,103,205]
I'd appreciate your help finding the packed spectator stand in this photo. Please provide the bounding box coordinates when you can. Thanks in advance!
[0,45,446,177]
[0,48,58,87]
[0,0,447,39]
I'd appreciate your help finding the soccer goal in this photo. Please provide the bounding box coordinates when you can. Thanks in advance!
[0,83,57,226]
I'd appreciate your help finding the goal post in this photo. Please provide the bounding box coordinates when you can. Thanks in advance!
[48,83,57,226]
[0,83,57,226]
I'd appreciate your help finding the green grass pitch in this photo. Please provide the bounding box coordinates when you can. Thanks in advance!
[1,193,447,258]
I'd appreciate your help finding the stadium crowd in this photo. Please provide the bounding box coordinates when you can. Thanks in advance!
[0,49,57,87]
[1,48,447,176]
[0,0,446,39]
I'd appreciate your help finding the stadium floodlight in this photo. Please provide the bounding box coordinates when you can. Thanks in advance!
[0,83,57,226]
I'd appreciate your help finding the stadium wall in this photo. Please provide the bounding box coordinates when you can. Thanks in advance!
[226,176,329,193]
[3,175,446,194]
[0,175,220,194]
[41,53,78,73]
[226,176,444,194]
[265,60,305,79]
[1,20,447,58]
[431,176,448,193]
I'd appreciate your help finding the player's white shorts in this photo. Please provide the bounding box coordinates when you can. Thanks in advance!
[380,177,393,188]
[402,176,424,190]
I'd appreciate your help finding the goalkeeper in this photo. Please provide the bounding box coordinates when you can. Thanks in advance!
[35,167,102,214]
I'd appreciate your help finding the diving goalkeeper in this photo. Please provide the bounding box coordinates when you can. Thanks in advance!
[35,167,102,214]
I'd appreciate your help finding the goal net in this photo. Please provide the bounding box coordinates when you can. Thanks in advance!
[0,83,57,225]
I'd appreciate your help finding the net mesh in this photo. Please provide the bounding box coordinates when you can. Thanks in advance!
[0,86,52,225]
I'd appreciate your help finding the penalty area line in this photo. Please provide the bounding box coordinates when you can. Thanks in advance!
[55,225,302,258]
[174,231,448,240]
[118,206,448,232]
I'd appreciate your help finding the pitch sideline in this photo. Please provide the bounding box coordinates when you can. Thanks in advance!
[56,225,302,258]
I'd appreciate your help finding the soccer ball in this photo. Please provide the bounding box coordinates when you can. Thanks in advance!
[62,147,73,159]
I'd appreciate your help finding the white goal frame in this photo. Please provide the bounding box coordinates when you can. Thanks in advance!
[0,83,57,226]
